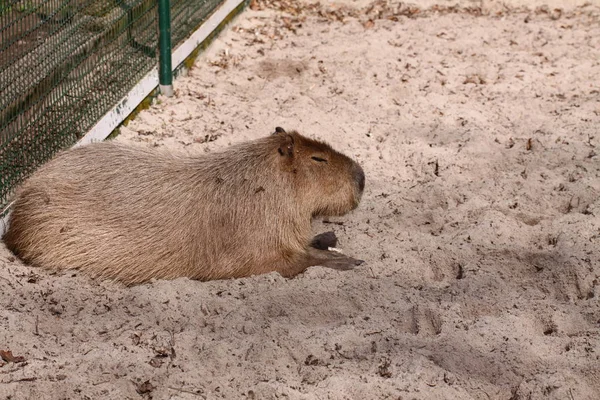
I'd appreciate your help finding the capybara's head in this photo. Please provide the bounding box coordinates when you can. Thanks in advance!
[271,127,365,217]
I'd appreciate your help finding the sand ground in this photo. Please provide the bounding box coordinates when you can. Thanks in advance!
[1,0,599,399]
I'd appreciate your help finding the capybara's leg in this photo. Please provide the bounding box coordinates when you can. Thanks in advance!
[306,247,365,271]
[281,248,364,277]
[310,231,338,250]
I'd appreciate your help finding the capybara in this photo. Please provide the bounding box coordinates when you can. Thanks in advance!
[3,127,365,285]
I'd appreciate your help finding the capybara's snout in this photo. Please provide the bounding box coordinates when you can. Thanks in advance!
[353,163,365,194]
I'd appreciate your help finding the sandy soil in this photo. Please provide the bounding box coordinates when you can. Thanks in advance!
[2,0,600,399]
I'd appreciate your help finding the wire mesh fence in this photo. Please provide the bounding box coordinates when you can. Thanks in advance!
[0,0,226,214]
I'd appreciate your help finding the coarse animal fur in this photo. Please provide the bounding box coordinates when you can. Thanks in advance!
[3,128,365,285]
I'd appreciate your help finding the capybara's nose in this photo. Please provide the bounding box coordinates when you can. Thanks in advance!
[353,165,365,193]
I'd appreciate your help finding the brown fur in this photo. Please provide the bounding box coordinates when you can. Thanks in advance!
[3,128,365,285]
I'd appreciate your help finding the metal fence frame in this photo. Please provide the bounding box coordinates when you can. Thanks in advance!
[74,0,246,147]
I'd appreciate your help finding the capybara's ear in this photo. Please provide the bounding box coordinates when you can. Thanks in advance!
[273,126,287,135]
[277,133,295,157]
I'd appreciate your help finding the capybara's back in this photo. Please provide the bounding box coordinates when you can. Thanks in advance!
[4,143,199,284]
[3,128,365,285]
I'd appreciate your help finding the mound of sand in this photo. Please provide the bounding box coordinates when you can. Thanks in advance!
[1,1,599,399]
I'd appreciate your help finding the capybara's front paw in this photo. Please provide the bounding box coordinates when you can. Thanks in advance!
[323,256,365,271]
[306,247,365,271]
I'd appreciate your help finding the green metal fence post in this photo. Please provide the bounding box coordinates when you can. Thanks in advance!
[158,0,173,97]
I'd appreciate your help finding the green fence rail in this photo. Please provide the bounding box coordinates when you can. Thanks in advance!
[0,0,228,214]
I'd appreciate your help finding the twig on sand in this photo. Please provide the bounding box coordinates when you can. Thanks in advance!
[168,386,207,398]
[168,329,176,360]
[0,275,16,289]
[1,377,37,384]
